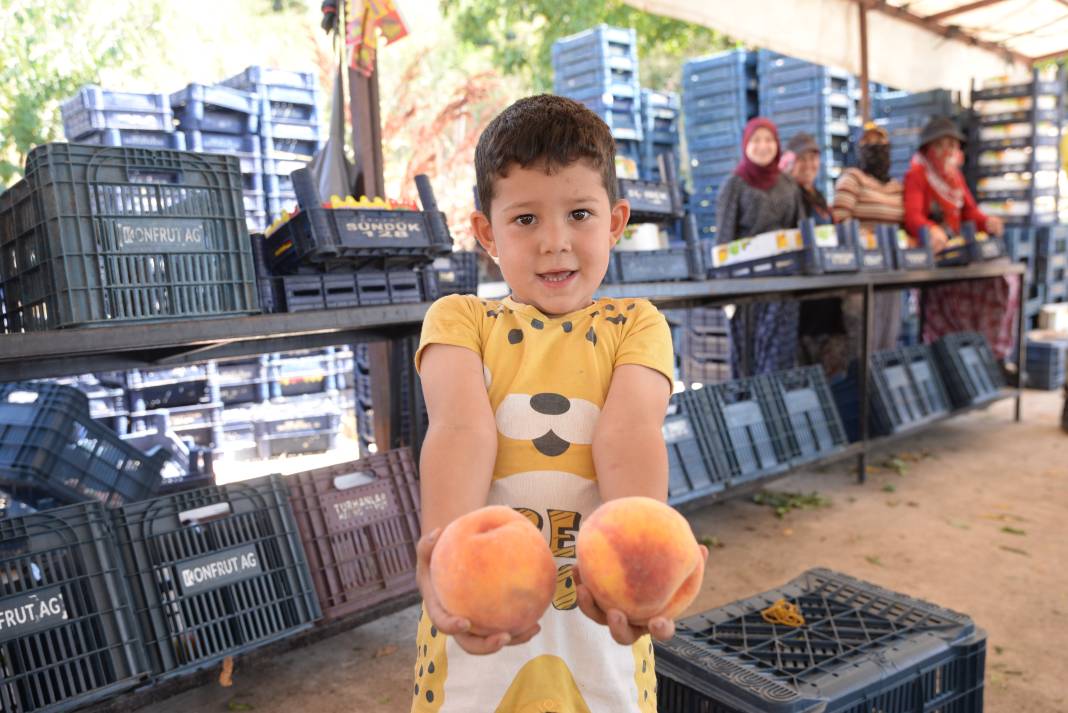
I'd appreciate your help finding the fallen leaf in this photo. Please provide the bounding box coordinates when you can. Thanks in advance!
[378,697,392,705]
[882,484,897,493]
[994,645,1005,655]
[700,535,725,549]
[782,528,794,537]
[219,656,234,688]
[999,545,1029,556]
[846,496,857,503]
[946,519,970,530]
[227,702,254,712]
[374,645,399,658]
[864,555,883,567]
[906,501,920,508]
[885,499,900,507]
[981,513,1027,523]
[1000,526,1027,536]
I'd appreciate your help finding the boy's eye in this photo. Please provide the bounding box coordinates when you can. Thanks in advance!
[570,209,591,221]
[514,214,536,226]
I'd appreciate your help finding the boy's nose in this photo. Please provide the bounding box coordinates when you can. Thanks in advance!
[539,224,571,254]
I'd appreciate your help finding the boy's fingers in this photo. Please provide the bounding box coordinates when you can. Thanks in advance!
[454,631,510,656]
[648,616,675,642]
[606,609,640,646]
[422,591,469,637]
[416,528,442,564]
[575,582,608,626]
[507,624,541,647]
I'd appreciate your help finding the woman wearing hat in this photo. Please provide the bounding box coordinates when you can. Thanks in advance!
[781,132,832,224]
[903,116,1020,367]
[833,123,907,356]
[716,117,804,377]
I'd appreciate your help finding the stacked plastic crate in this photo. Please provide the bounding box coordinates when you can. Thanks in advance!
[552,25,644,173]
[171,82,266,232]
[678,306,731,385]
[640,89,680,182]
[221,65,325,225]
[872,88,960,181]
[681,49,758,239]
[758,50,859,198]
[971,69,1065,228]
[60,85,182,150]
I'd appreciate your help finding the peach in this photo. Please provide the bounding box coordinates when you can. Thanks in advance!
[430,505,556,636]
[576,496,704,624]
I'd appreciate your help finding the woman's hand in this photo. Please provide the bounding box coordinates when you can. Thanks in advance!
[572,545,709,645]
[986,216,1004,237]
[416,528,542,655]
[928,225,950,253]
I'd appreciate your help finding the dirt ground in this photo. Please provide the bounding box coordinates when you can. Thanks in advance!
[146,390,1067,713]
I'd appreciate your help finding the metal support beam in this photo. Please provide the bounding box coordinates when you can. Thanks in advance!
[348,64,385,198]
[859,2,871,122]
[860,0,1032,66]
[924,0,1008,23]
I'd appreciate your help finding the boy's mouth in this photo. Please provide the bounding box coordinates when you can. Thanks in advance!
[537,269,577,287]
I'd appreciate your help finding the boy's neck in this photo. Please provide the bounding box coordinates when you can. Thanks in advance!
[507,293,596,318]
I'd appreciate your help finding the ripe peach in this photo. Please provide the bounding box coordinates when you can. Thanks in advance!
[430,505,556,636]
[576,497,704,623]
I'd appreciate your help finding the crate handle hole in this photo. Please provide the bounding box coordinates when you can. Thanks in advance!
[333,472,377,490]
[5,390,40,404]
[179,502,231,525]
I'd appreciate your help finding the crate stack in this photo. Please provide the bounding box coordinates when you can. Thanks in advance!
[552,25,644,174]
[971,68,1065,228]
[872,88,961,181]
[677,307,731,385]
[60,85,182,150]
[1024,330,1068,390]
[352,337,428,459]
[640,89,681,182]
[682,49,759,238]
[758,50,859,199]
[170,82,266,232]
[1033,225,1068,311]
[221,66,325,225]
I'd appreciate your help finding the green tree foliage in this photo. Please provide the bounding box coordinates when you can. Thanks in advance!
[0,0,163,185]
[440,0,734,91]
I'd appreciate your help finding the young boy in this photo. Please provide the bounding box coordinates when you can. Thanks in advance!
[411,94,701,712]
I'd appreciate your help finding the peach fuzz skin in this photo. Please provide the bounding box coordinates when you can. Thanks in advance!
[576,497,704,624]
[429,505,557,636]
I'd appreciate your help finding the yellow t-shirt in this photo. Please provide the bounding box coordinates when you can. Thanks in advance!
[411,293,674,713]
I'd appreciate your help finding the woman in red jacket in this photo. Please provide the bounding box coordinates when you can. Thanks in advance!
[903,117,1020,368]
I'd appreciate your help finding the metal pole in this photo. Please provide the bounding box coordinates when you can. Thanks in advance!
[857,283,875,483]
[859,1,871,122]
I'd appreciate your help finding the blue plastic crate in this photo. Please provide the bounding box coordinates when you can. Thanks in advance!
[934,332,1005,408]
[1024,335,1068,390]
[171,83,258,115]
[77,128,186,150]
[571,99,642,141]
[261,134,323,160]
[266,190,299,220]
[260,115,323,143]
[1035,225,1068,257]
[551,24,637,66]
[682,331,730,361]
[761,366,848,466]
[221,65,319,91]
[1003,227,1036,261]
[61,85,173,140]
[682,50,756,101]
[1034,253,1067,286]
[704,376,792,484]
[174,102,258,135]
[657,568,986,713]
[182,130,259,155]
[555,66,640,102]
[260,94,322,125]
[665,390,730,507]
[873,88,957,118]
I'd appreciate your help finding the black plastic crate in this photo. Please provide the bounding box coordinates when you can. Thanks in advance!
[883,224,934,271]
[618,177,683,220]
[899,345,953,418]
[665,391,730,507]
[854,225,893,272]
[761,367,847,467]
[0,502,148,712]
[801,219,859,274]
[1003,225,1035,261]
[260,266,435,313]
[0,143,259,332]
[699,378,791,485]
[257,428,339,458]
[269,351,340,399]
[430,251,479,296]
[125,366,211,412]
[681,357,731,385]
[1024,335,1068,390]
[0,382,167,510]
[869,348,943,433]
[112,475,320,679]
[689,306,729,334]
[1035,224,1068,257]
[263,172,452,273]
[656,568,986,713]
[933,332,1005,408]
[682,331,730,361]
[606,243,702,283]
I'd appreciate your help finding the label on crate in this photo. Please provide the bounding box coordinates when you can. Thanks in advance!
[112,218,208,252]
[341,214,425,240]
[619,181,672,212]
[324,481,397,533]
[175,544,262,595]
[0,585,69,641]
[662,417,694,444]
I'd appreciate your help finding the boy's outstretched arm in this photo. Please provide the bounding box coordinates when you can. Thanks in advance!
[416,343,542,654]
[592,363,672,503]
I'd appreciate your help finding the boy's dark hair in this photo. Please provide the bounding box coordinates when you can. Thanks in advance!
[475,94,618,218]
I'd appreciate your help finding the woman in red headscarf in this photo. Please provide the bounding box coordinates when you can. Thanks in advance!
[904,117,1020,369]
[716,117,805,377]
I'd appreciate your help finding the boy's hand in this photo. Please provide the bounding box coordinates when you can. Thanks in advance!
[416,527,542,655]
[572,545,709,645]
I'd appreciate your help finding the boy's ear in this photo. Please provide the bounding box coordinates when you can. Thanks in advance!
[609,199,631,248]
[471,210,497,258]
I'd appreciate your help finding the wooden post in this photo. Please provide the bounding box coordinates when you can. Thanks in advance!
[859,0,871,122]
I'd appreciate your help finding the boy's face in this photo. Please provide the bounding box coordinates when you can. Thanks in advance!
[472,160,629,316]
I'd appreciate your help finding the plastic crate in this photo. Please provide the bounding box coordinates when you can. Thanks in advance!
[260,135,322,160]
[1035,224,1068,257]
[551,24,637,67]
[689,306,729,333]
[870,347,948,434]
[0,382,167,510]
[699,378,791,485]
[78,129,187,151]
[173,103,258,135]
[656,568,986,713]
[112,475,320,679]
[618,178,683,219]
[567,97,642,141]
[258,428,339,458]
[882,224,934,270]
[665,391,730,506]
[259,266,436,313]
[125,367,211,411]
[221,65,319,91]
[605,244,702,283]
[430,252,479,296]
[681,357,731,385]
[801,220,859,274]
[264,172,451,272]
[873,88,958,118]
[286,449,420,620]
[933,332,1006,408]
[270,351,340,398]
[1002,225,1035,261]
[61,86,173,140]
[0,143,259,332]
[761,366,848,466]
[1023,335,1068,390]
[0,502,149,712]
[682,331,730,361]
